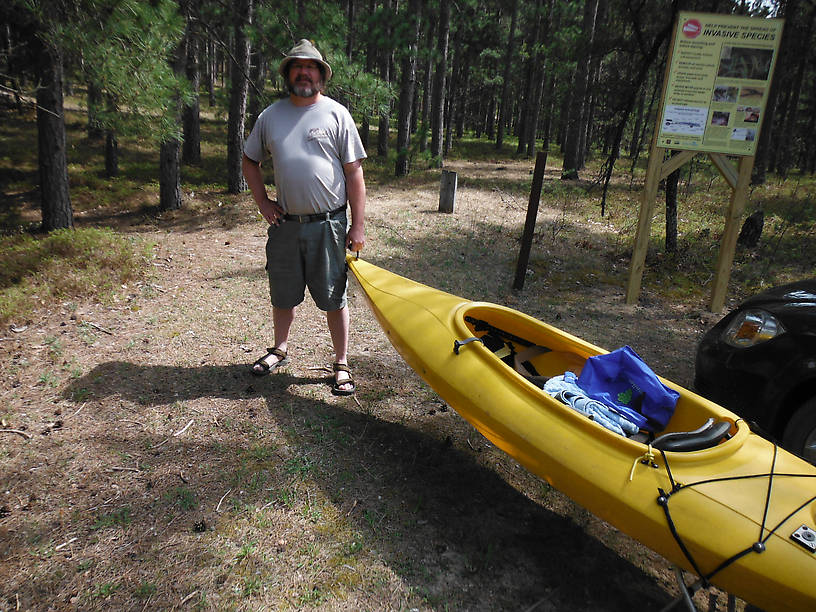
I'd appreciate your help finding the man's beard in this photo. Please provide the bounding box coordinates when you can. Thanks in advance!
[288,77,322,98]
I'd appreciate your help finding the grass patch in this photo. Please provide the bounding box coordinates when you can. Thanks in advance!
[91,507,132,531]
[0,227,154,325]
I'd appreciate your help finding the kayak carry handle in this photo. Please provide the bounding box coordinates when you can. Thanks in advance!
[454,337,484,354]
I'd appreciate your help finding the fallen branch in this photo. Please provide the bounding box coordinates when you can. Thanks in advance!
[55,537,78,551]
[1,429,32,440]
[81,321,113,335]
[120,420,146,429]
[216,489,232,513]
[150,437,170,450]
[173,419,194,437]
[180,590,199,606]
[107,466,140,473]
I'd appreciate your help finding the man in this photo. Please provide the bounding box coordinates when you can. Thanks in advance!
[242,39,366,396]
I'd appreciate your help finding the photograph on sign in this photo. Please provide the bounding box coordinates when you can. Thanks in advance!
[657,12,783,156]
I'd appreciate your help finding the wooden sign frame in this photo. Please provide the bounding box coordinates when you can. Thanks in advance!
[626,12,783,312]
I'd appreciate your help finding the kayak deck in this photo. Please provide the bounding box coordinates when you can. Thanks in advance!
[348,255,816,611]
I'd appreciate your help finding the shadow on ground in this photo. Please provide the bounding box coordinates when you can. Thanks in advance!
[47,358,675,610]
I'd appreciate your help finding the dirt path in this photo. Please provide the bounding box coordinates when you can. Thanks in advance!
[1,180,740,610]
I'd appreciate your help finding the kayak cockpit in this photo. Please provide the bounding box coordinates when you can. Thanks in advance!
[455,302,748,457]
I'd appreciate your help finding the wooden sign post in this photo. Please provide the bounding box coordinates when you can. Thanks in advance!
[439,170,457,213]
[626,11,783,312]
[514,151,549,291]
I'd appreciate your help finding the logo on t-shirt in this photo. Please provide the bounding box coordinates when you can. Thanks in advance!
[307,128,330,141]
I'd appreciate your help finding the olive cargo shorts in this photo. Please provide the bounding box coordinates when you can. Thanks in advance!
[265,210,348,311]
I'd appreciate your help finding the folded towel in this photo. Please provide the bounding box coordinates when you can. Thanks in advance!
[544,373,640,437]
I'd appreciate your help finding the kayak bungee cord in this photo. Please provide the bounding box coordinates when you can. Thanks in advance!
[654,442,816,588]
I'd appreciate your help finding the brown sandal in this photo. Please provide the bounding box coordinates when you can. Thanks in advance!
[251,347,288,376]
[331,363,356,396]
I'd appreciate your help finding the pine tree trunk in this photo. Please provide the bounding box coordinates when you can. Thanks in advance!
[226,0,252,194]
[430,0,450,165]
[104,96,118,177]
[182,2,202,166]
[37,38,72,232]
[160,139,182,210]
[248,48,267,125]
[87,81,104,141]
[486,92,496,141]
[495,0,518,151]
[561,0,599,179]
[346,0,356,60]
[105,130,119,178]
[419,34,433,152]
[160,5,188,211]
[665,164,679,253]
[517,0,543,155]
[629,89,645,159]
[206,38,216,107]
[443,25,462,157]
[395,0,420,177]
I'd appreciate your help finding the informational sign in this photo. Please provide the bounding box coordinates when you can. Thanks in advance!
[658,12,783,155]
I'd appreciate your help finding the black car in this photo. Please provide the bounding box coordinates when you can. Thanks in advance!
[694,279,816,463]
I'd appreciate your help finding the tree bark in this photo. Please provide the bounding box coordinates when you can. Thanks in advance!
[104,96,118,178]
[377,0,393,158]
[752,0,798,184]
[226,0,252,194]
[419,20,434,152]
[248,47,267,125]
[430,0,450,165]
[517,0,544,155]
[159,4,188,211]
[160,140,182,210]
[87,81,104,141]
[182,0,201,166]
[495,0,518,151]
[561,0,599,179]
[346,0,356,60]
[37,36,72,231]
[665,163,679,253]
[395,0,420,177]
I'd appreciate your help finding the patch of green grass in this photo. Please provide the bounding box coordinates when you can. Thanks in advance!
[235,541,257,562]
[90,581,120,599]
[240,575,262,597]
[285,456,314,478]
[134,581,157,599]
[0,227,154,326]
[91,506,132,530]
[164,486,198,511]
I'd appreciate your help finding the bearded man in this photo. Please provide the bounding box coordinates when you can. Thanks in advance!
[242,39,367,396]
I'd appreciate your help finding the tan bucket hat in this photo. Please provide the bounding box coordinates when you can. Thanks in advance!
[279,39,332,82]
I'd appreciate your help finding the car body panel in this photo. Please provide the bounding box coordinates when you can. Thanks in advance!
[694,279,816,446]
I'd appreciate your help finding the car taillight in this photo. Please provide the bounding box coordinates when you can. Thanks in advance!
[723,309,785,347]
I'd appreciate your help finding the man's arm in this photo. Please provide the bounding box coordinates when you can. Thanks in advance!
[343,159,366,252]
[242,154,284,225]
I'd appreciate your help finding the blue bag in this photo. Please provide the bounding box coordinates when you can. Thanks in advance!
[576,346,679,431]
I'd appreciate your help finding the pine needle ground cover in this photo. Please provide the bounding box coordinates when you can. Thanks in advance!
[1,102,814,611]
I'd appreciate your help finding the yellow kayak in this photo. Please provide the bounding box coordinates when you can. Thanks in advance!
[348,254,816,612]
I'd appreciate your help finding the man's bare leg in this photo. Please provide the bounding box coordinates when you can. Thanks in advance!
[252,306,295,373]
[326,306,353,391]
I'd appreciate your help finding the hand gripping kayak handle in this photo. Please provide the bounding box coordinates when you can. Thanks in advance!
[454,336,484,354]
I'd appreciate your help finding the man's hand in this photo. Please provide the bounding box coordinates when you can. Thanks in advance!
[259,197,285,226]
[347,223,365,252]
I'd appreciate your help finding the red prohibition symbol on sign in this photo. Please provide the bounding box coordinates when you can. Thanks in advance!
[682,19,702,38]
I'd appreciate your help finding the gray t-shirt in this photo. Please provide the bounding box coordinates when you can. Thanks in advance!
[244,96,366,215]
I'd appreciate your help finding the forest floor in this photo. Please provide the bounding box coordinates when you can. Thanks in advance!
[1,154,767,611]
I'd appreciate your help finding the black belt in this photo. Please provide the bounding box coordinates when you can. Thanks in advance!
[283,205,346,223]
